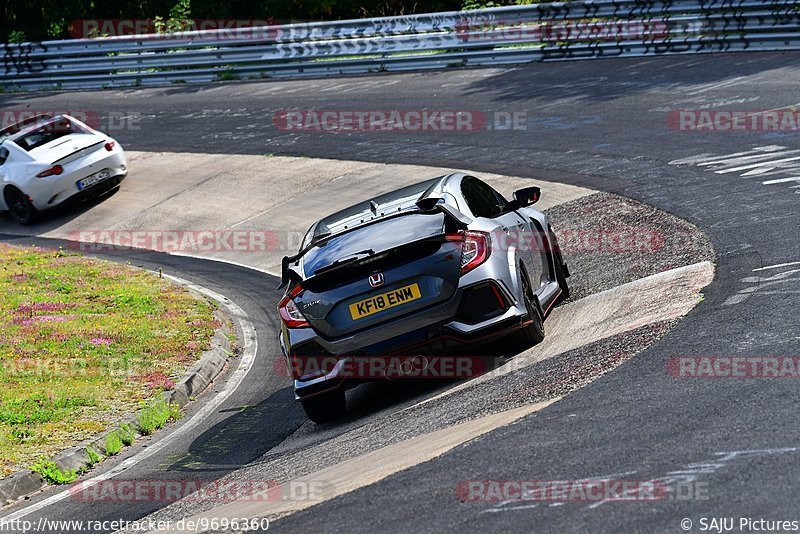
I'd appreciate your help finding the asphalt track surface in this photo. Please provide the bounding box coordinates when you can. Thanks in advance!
[1,51,800,532]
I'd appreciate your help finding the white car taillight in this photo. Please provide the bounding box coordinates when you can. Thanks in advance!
[36,165,63,178]
[446,230,491,275]
[278,284,310,329]
[104,141,115,152]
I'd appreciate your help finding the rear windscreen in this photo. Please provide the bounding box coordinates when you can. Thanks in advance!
[13,118,89,152]
[302,212,446,277]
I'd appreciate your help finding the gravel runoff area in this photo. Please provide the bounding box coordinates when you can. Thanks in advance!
[547,192,714,303]
[118,191,715,529]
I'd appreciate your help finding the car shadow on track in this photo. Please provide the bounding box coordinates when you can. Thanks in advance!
[324,335,532,426]
[0,182,121,234]
[345,378,461,418]
[168,387,307,474]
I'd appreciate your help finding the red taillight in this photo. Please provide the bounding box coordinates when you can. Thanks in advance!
[278,284,310,329]
[104,141,115,152]
[36,165,63,178]
[446,230,491,275]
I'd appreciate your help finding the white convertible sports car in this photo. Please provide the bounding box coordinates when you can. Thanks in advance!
[0,114,127,225]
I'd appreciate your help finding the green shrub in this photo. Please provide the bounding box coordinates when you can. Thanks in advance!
[119,424,136,446]
[8,31,26,43]
[104,432,123,456]
[216,69,237,82]
[31,460,77,485]
[137,398,182,436]
[85,447,102,466]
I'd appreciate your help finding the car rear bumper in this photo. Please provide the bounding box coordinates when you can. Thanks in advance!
[29,149,127,210]
[281,280,529,399]
[67,174,126,204]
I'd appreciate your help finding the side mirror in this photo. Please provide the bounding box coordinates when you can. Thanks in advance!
[512,186,541,207]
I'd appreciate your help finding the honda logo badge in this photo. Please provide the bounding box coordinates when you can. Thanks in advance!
[369,272,384,288]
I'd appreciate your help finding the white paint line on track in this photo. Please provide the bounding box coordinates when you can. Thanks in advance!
[0,276,258,523]
[685,75,753,95]
[230,201,295,229]
[761,177,800,185]
[753,261,800,272]
[669,145,800,195]
[724,268,800,306]
[700,150,800,168]
[714,155,800,174]
[668,146,786,166]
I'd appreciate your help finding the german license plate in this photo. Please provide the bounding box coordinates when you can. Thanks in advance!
[77,169,111,190]
[349,283,422,320]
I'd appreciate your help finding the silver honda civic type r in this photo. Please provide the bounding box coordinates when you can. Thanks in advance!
[278,173,570,422]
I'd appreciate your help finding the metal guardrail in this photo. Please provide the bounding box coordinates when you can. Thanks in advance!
[2,0,799,90]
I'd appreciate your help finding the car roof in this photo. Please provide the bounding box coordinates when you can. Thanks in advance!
[0,114,64,141]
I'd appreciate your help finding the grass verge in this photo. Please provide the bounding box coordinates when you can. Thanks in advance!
[0,244,218,477]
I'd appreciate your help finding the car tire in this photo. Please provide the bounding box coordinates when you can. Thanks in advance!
[300,389,346,424]
[514,268,545,346]
[4,187,37,226]
[549,226,570,303]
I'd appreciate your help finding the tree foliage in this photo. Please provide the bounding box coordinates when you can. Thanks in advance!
[2,0,475,42]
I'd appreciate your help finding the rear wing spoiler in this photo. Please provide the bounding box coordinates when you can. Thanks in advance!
[415,196,472,228]
[280,255,303,290]
[53,140,105,164]
[278,198,472,290]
